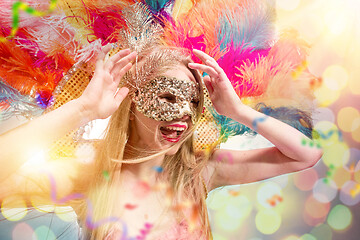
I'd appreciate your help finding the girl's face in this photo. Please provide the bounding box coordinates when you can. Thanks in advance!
[128,65,200,155]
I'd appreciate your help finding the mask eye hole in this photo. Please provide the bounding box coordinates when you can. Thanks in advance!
[158,92,176,103]
[191,99,199,108]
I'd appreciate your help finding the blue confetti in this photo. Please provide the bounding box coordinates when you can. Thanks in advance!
[152,166,163,173]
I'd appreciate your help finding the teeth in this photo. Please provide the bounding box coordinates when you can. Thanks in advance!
[163,126,185,131]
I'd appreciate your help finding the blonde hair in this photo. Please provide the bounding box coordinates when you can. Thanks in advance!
[74,47,212,239]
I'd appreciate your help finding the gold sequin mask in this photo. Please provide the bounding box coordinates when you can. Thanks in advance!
[133,76,200,124]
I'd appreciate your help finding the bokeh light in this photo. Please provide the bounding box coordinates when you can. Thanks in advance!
[225,195,252,220]
[30,197,54,213]
[351,126,360,143]
[212,233,228,240]
[214,209,244,232]
[307,42,341,77]
[347,148,360,170]
[333,167,351,188]
[313,107,335,124]
[270,176,289,189]
[314,84,340,107]
[12,223,34,240]
[303,209,327,227]
[33,226,56,240]
[322,142,350,168]
[327,205,352,231]
[255,209,281,235]
[337,107,360,132]
[324,9,349,35]
[300,233,317,240]
[282,236,299,240]
[313,121,350,168]
[314,121,342,147]
[313,178,338,203]
[207,190,230,211]
[304,195,330,219]
[339,181,360,206]
[349,71,360,95]
[323,65,348,91]
[298,13,324,41]
[1,197,27,221]
[277,0,300,11]
[55,206,78,222]
[310,224,333,240]
[355,160,360,183]
[256,182,283,208]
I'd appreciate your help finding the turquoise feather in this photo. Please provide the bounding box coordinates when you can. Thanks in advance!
[210,103,314,142]
[0,80,43,121]
[217,0,276,50]
[144,0,174,12]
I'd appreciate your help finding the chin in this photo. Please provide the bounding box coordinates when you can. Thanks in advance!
[164,144,181,156]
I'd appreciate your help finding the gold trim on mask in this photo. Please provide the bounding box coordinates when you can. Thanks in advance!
[133,76,200,123]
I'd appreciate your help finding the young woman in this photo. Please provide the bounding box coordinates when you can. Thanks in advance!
[0,0,324,239]
[0,42,322,239]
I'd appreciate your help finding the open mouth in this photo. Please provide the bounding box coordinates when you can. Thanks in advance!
[159,125,186,143]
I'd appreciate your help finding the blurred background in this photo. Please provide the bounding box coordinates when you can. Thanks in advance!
[207,0,360,239]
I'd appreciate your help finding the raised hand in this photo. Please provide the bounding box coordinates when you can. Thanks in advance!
[79,44,137,120]
[188,49,244,119]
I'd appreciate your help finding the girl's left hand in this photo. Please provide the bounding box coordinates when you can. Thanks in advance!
[188,49,244,119]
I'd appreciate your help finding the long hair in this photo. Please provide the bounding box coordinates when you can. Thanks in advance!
[73,47,211,239]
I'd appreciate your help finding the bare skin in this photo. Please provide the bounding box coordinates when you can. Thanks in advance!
[0,46,322,238]
[189,49,323,190]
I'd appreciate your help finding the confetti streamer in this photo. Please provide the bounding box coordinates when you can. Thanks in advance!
[152,166,163,173]
[228,189,241,197]
[317,129,343,142]
[124,203,138,210]
[350,184,360,198]
[0,0,58,42]
[134,222,153,240]
[323,164,336,184]
[266,194,283,207]
[85,199,127,233]
[103,170,110,181]
[301,137,322,148]
[252,116,268,132]
[47,172,85,204]
[45,172,130,236]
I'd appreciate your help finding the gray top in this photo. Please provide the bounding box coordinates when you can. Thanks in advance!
[0,206,81,240]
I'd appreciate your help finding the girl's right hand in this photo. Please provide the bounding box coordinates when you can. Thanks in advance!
[78,44,137,121]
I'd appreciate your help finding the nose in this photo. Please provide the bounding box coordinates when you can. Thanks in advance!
[178,102,192,121]
[179,114,190,121]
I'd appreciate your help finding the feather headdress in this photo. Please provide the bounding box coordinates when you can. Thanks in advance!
[0,0,319,145]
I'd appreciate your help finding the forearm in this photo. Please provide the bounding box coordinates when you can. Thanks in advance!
[230,105,323,162]
[0,98,91,182]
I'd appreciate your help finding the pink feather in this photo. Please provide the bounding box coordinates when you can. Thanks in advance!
[217,42,270,97]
